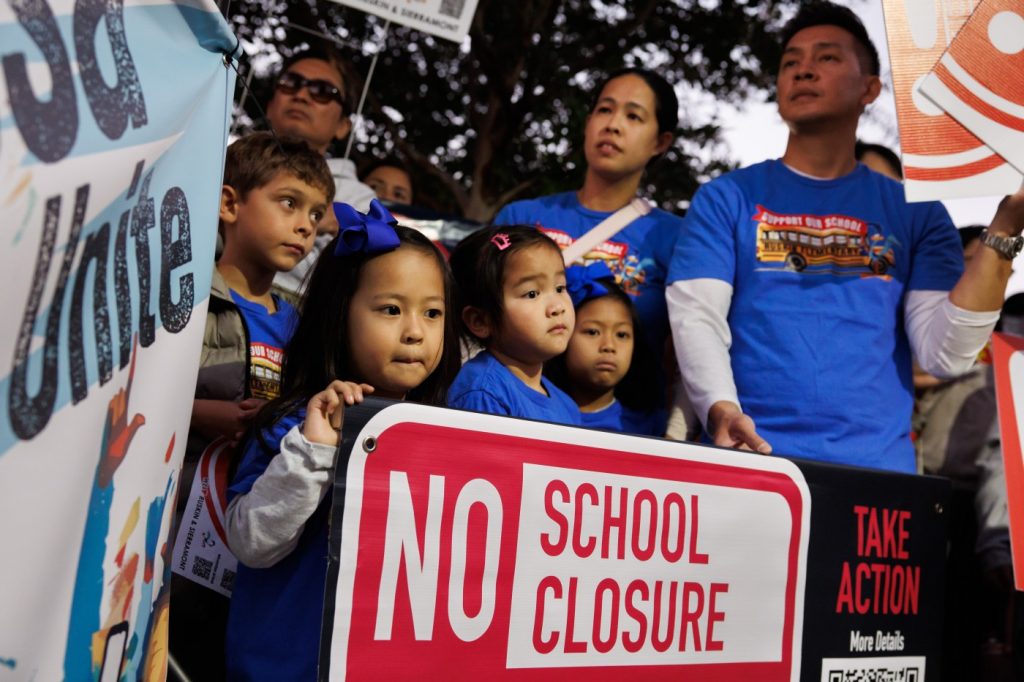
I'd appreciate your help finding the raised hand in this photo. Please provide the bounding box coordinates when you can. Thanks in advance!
[304,380,375,446]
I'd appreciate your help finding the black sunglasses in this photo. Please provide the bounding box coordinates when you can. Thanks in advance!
[276,71,344,106]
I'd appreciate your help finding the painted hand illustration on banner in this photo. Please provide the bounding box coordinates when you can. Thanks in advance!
[62,339,178,681]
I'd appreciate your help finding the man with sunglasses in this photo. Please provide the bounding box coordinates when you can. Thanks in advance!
[266,45,376,300]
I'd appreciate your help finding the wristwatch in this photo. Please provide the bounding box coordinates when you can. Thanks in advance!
[980,229,1024,260]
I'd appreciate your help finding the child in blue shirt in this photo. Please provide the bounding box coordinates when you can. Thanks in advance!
[547,262,666,436]
[224,202,461,680]
[170,132,334,678]
[448,226,581,425]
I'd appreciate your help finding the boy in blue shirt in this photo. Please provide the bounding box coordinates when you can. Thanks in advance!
[170,131,334,678]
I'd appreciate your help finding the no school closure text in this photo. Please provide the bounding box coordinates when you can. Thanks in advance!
[532,481,728,653]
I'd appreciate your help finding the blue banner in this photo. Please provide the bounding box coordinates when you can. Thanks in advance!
[0,1,235,678]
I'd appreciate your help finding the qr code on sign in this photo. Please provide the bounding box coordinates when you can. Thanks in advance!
[191,556,213,580]
[821,657,925,682]
[439,0,466,18]
[827,668,919,681]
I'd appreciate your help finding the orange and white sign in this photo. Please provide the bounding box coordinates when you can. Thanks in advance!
[326,404,810,680]
[991,332,1024,590]
[881,0,1023,200]
[919,0,1024,175]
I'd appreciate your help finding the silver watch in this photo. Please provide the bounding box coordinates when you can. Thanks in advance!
[980,229,1024,260]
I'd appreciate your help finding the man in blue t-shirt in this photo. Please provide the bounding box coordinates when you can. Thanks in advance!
[667,2,1024,472]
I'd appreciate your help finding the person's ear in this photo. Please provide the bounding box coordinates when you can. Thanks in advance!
[653,131,673,157]
[860,75,882,108]
[220,185,240,225]
[334,115,353,143]
[462,306,492,341]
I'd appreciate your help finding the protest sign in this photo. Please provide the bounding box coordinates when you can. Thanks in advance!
[918,0,1024,175]
[172,438,240,598]
[0,1,235,678]
[881,0,1023,200]
[329,0,481,43]
[321,401,948,681]
[990,332,1024,590]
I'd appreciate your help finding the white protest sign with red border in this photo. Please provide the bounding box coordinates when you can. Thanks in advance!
[990,332,1024,590]
[326,404,810,680]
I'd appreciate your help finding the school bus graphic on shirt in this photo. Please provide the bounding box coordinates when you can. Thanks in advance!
[753,205,899,277]
[249,342,285,400]
[537,226,646,296]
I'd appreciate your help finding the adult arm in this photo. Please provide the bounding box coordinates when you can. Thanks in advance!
[905,291,999,378]
[949,191,1024,312]
[667,279,771,454]
[225,425,336,568]
[908,190,1024,378]
[665,177,771,454]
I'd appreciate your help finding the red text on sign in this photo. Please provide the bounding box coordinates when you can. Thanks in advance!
[540,481,709,564]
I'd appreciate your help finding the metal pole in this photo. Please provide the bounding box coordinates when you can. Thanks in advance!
[344,19,391,160]
[230,63,256,138]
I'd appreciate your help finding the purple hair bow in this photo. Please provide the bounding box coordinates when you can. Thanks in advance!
[565,261,612,308]
[333,199,401,257]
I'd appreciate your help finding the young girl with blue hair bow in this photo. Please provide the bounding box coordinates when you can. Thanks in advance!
[546,262,666,436]
[223,200,460,679]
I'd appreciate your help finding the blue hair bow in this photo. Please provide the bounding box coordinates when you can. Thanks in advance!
[333,199,401,257]
[565,262,612,308]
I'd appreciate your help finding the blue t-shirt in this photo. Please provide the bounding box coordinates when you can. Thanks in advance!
[494,192,682,352]
[580,399,666,437]
[229,291,299,400]
[668,160,963,472]
[449,350,582,426]
[225,410,329,681]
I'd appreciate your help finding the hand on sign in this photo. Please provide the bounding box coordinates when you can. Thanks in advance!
[708,400,772,455]
[304,380,375,447]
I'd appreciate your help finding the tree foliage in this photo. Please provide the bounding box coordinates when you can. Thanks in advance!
[226,0,796,221]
